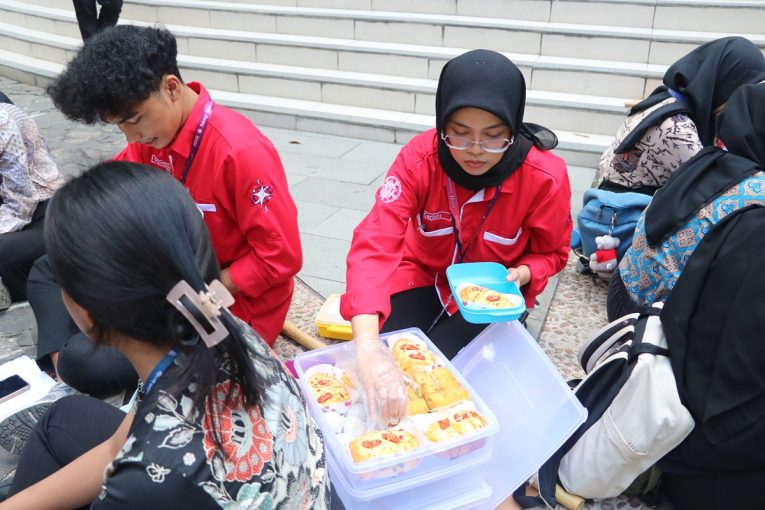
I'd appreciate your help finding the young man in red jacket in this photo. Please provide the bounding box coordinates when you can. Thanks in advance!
[25,25,301,401]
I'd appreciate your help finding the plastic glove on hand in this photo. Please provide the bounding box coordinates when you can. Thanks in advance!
[355,334,408,428]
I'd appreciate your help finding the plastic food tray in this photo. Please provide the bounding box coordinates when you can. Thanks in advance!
[446,262,526,323]
[315,293,353,341]
[294,328,500,487]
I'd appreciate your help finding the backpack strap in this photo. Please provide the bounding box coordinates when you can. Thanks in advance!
[578,312,640,373]
[531,306,664,508]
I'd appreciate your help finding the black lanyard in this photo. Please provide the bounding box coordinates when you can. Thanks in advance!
[179,100,214,185]
[445,178,502,263]
[426,180,503,334]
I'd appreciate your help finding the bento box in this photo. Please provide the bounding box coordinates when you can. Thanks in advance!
[314,293,353,341]
[294,328,499,487]
[446,262,526,323]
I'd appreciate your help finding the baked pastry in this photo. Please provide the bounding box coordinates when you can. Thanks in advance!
[349,429,420,462]
[307,372,351,407]
[424,409,488,443]
[391,336,438,374]
[413,367,470,410]
[406,385,429,416]
[457,283,522,309]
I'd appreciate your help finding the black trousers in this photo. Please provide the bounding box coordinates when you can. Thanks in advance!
[0,90,12,104]
[380,285,488,360]
[9,396,347,509]
[606,272,640,322]
[0,201,48,302]
[8,395,124,508]
[72,0,123,41]
[26,256,137,397]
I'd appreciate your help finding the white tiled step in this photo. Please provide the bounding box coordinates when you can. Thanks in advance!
[0,48,612,167]
[123,0,765,34]
[3,0,764,65]
[0,3,670,98]
[0,22,630,135]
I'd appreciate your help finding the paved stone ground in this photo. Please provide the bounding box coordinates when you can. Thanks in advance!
[0,76,649,509]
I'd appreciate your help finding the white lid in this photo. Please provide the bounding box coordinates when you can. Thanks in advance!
[452,321,587,510]
[316,293,352,326]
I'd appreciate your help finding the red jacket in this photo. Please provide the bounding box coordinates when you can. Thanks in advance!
[115,83,301,343]
[341,129,572,324]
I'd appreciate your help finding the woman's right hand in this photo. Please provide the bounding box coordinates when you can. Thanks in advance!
[352,321,408,428]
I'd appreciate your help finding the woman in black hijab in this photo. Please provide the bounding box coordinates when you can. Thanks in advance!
[341,49,571,428]
[597,37,765,195]
[608,81,765,321]
[659,204,765,510]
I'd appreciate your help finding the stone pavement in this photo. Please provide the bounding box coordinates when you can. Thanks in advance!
[0,76,651,509]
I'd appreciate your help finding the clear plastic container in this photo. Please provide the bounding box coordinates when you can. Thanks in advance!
[451,321,588,509]
[329,446,492,510]
[294,328,500,486]
[446,262,526,323]
[315,293,353,341]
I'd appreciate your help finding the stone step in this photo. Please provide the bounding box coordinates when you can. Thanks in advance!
[22,0,765,33]
[0,21,632,136]
[4,0,764,65]
[0,48,612,167]
[1,3,671,99]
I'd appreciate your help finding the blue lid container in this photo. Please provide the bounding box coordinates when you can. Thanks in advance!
[446,262,526,323]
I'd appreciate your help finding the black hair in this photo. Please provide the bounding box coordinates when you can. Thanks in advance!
[47,25,182,123]
[45,161,264,431]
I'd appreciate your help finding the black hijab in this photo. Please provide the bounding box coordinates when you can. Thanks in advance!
[662,205,765,466]
[616,36,765,153]
[644,82,765,246]
[435,49,557,191]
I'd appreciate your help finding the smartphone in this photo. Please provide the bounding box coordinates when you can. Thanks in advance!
[0,375,30,404]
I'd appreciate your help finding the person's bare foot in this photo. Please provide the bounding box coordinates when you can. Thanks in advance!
[495,484,539,510]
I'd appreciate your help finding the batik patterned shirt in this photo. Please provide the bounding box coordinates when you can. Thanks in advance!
[620,171,765,306]
[95,319,328,509]
[598,97,703,191]
[0,103,63,233]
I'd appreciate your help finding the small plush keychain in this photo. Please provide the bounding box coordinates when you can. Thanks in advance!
[589,235,620,273]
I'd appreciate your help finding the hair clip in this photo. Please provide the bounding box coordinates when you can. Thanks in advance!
[166,279,235,348]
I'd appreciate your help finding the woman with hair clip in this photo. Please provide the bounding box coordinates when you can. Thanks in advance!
[597,36,765,196]
[1,161,328,509]
[341,49,571,428]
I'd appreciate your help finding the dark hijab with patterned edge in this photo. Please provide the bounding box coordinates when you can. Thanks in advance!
[645,82,765,246]
[616,36,765,154]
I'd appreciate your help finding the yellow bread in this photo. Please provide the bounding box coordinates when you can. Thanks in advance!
[349,429,420,463]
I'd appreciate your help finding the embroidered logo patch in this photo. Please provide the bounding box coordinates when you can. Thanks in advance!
[150,154,173,174]
[379,176,402,204]
[251,180,274,210]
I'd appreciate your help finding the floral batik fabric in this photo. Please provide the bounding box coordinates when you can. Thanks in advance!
[0,103,63,234]
[620,171,765,306]
[95,320,328,509]
[598,97,703,190]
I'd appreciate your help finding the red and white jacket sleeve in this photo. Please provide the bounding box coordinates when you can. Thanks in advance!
[215,142,302,299]
[515,164,573,306]
[341,144,423,323]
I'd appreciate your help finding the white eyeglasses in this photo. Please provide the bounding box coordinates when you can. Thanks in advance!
[440,131,514,153]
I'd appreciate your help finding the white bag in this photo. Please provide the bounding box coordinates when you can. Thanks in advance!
[533,304,694,507]
[558,303,694,498]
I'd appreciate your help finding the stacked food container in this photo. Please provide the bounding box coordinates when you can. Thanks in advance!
[295,319,587,509]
